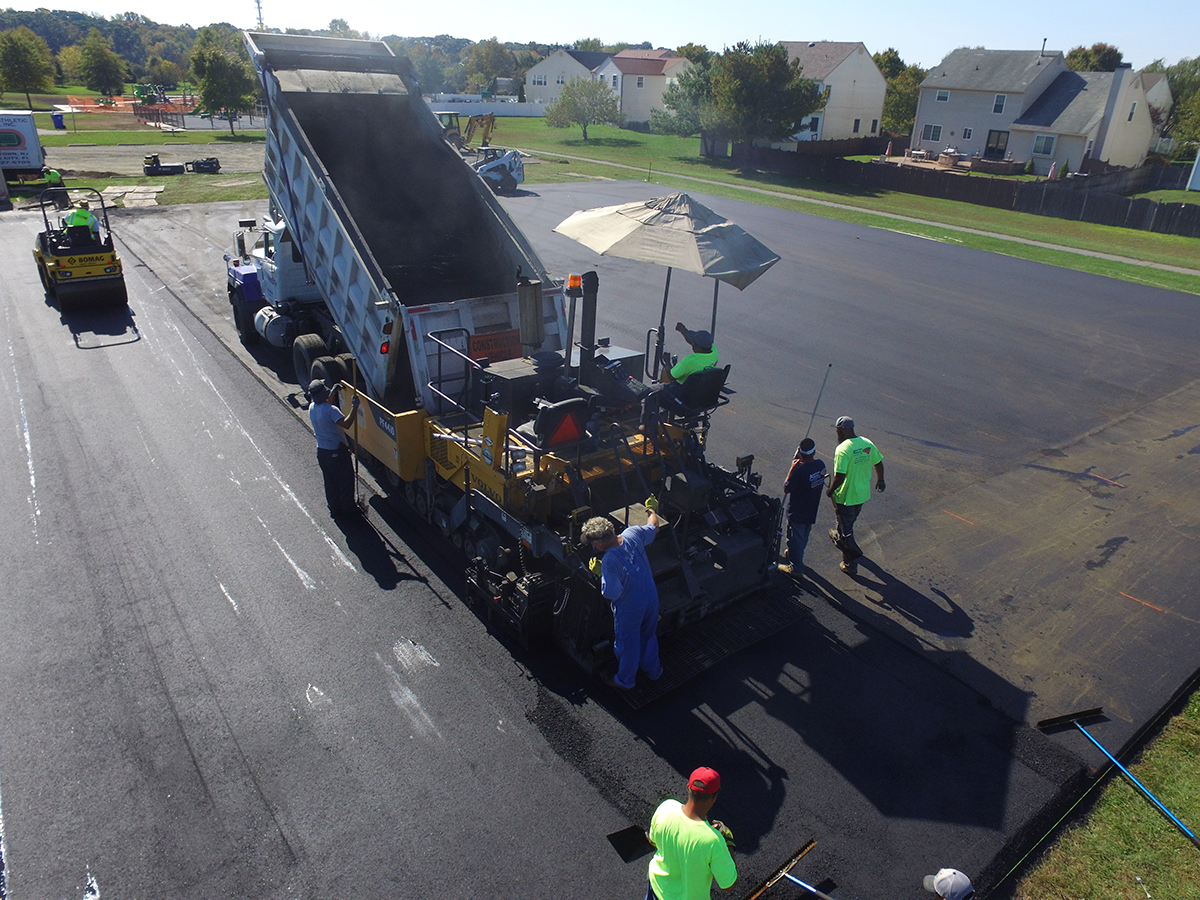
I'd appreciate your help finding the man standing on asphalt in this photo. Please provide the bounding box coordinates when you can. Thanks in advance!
[778,437,825,579]
[582,503,664,690]
[646,767,737,900]
[826,416,885,575]
[308,379,360,517]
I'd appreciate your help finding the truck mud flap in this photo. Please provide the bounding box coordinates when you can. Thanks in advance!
[621,584,813,710]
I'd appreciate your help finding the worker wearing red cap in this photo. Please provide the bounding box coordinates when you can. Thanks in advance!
[645,767,737,900]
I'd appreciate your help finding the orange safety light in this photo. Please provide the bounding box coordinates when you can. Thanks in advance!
[567,273,582,291]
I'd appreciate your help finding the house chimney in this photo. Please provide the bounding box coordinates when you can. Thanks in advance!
[1041,38,1047,56]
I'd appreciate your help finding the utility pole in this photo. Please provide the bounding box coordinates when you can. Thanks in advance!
[255,0,264,30]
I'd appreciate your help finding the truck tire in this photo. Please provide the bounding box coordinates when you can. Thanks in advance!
[231,287,260,346]
[293,333,329,386]
[310,355,347,388]
[336,352,359,386]
[498,171,517,194]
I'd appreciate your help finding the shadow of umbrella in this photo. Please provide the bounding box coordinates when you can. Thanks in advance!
[553,191,780,379]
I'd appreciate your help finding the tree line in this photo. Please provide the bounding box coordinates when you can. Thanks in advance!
[1,10,1196,150]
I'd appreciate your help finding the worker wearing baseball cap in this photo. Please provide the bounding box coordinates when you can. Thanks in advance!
[923,868,974,900]
[646,767,737,900]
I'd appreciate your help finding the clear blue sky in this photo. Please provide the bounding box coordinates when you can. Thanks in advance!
[3,0,1192,70]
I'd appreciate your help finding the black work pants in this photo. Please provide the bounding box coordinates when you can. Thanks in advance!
[833,502,864,564]
[317,445,355,515]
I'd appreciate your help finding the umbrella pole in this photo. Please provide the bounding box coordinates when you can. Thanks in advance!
[709,279,720,338]
[652,267,673,380]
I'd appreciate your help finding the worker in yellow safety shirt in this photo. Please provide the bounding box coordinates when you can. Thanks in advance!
[65,200,100,239]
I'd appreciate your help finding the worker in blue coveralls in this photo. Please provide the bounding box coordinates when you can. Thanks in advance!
[582,501,664,690]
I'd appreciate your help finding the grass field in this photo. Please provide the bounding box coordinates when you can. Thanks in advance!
[496,119,1200,293]
[40,129,266,147]
[1009,693,1200,900]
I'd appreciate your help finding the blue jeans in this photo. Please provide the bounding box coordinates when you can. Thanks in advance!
[786,521,813,570]
[833,502,864,564]
[613,595,662,688]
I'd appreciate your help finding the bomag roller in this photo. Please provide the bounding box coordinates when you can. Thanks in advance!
[33,187,128,313]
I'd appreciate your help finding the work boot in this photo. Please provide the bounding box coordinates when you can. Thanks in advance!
[776,563,794,575]
[840,560,857,576]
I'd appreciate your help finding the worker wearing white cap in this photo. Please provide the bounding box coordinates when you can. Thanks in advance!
[923,868,974,900]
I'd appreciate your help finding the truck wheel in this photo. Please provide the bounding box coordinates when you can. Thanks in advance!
[292,333,329,386]
[336,353,359,386]
[498,171,517,194]
[310,355,347,387]
[232,288,260,346]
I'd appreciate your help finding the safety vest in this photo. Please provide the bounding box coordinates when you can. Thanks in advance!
[45,169,63,186]
[66,209,96,229]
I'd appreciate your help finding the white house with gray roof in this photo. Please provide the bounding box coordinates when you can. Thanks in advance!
[913,48,1157,174]
[777,41,887,143]
[913,48,1068,161]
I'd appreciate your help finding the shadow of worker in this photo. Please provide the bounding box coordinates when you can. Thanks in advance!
[817,558,974,640]
[333,504,425,590]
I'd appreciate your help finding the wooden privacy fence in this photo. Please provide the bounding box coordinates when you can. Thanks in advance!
[732,144,1200,238]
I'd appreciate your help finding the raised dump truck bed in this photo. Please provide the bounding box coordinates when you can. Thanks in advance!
[245,32,560,411]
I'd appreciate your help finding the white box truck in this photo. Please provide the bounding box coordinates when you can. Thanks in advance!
[0,110,47,175]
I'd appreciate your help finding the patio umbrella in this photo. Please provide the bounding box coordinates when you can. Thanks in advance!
[553,192,780,377]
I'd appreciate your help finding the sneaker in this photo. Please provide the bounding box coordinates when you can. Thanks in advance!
[840,561,857,575]
[829,527,842,546]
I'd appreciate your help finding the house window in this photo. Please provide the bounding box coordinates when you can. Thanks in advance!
[993,94,1007,114]
[1127,101,1137,121]
[1084,138,1094,158]
[636,76,644,88]
[611,75,618,88]
[809,117,819,133]
[871,119,878,133]
[1032,134,1056,156]
[853,118,860,133]
[984,129,1009,158]
[936,90,950,102]
[962,127,973,140]
[921,123,943,142]
[556,74,564,85]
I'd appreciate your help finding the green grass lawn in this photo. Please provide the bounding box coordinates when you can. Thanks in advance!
[40,129,266,147]
[502,120,1200,293]
[1010,692,1200,900]
[1125,188,1200,204]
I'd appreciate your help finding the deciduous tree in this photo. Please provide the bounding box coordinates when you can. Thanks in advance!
[191,45,256,136]
[463,37,514,93]
[80,27,127,95]
[0,25,54,109]
[873,48,926,135]
[1066,43,1124,72]
[544,75,621,140]
[710,40,824,165]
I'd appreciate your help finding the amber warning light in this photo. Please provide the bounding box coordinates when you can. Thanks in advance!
[566,273,583,297]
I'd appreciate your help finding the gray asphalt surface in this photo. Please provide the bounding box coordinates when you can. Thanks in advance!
[0,182,1197,900]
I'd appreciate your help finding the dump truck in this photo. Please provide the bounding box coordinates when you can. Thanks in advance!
[231,32,789,701]
[33,187,128,311]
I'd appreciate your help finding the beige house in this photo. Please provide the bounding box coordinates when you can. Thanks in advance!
[914,49,1157,174]
[524,49,611,105]
[776,41,887,142]
[1008,65,1155,174]
[593,50,692,126]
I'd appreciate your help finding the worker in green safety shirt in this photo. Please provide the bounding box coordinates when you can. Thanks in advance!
[43,166,69,209]
[65,200,99,239]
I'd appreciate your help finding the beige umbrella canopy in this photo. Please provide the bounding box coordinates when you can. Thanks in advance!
[554,191,780,376]
[553,191,780,291]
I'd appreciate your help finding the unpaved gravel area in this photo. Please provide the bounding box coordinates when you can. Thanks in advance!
[43,143,266,177]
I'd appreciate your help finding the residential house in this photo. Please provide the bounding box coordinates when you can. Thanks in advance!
[776,41,887,143]
[913,48,1068,161]
[524,49,611,105]
[1008,65,1155,174]
[1142,72,1174,153]
[593,50,692,126]
[913,48,1157,173]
